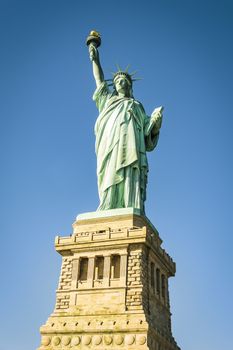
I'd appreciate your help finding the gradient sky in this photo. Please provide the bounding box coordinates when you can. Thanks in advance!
[1,1,233,349]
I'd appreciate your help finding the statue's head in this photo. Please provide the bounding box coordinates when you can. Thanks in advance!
[113,72,133,97]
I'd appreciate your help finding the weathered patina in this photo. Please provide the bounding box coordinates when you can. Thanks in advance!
[87,31,163,213]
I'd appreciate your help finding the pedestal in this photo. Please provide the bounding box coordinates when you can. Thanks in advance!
[37,209,180,350]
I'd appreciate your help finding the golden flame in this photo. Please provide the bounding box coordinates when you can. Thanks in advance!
[90,30,101,38]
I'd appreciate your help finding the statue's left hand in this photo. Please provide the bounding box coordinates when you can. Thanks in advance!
[151,110,163,133]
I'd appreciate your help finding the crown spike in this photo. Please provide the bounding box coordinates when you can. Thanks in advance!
[125,64,130,72]
[116,63,122,72]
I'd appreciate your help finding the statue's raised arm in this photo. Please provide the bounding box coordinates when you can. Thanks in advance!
[86,31,104,88]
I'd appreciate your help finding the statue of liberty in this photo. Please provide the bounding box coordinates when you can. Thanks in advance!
[87,31,163,214]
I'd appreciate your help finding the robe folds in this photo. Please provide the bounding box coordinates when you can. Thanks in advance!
[93,81,159,213]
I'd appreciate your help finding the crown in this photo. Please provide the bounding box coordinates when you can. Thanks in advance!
[106,65,141,86]
[113,71,132,84]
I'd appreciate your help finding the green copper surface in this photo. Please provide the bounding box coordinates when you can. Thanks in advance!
[87,32,163,214]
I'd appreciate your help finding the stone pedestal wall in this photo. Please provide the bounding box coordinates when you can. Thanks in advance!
[37,210,180,350]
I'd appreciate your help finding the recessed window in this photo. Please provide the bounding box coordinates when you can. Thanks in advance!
[156,268,160,295]
[79,258,88,281]
[150,262,155,289]
[95,256,104,279]
[161,274,166,298]
[111,255,121,278]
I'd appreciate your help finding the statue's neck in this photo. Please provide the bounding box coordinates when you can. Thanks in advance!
[117,92,126,98]
[117,91,132,99]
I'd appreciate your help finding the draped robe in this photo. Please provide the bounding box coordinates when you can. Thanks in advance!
[93,81,159,214]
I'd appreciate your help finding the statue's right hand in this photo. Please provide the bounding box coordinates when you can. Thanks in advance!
[89,44,98,62]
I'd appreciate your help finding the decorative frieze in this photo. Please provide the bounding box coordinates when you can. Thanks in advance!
[40,333,147,348]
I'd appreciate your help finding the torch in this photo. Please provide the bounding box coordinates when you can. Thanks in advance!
[86,30,101,62]
[86,30,101,48]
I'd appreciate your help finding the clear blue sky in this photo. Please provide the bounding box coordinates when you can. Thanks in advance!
[1,0,233,349]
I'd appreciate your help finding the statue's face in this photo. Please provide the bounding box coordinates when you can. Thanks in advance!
[114,76,131,96]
